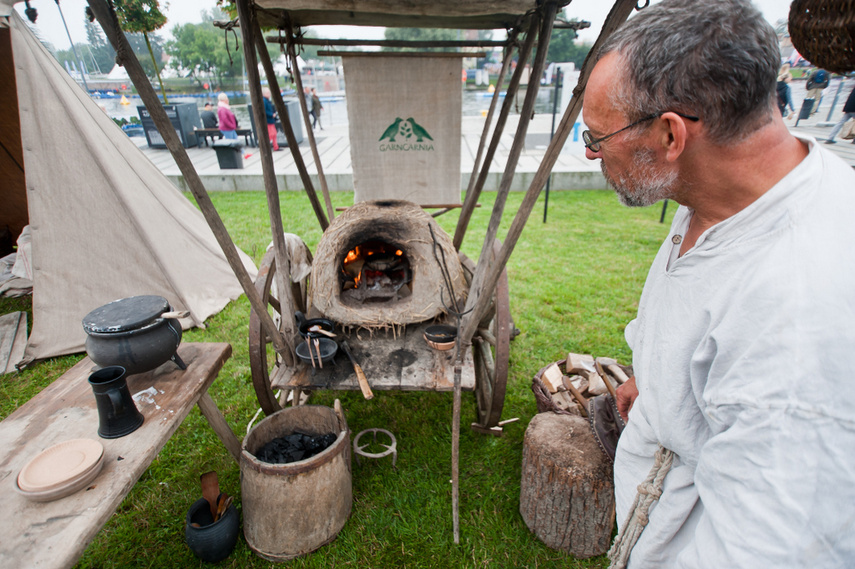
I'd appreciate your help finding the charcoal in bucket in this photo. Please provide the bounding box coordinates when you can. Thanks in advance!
[254,432,337,464]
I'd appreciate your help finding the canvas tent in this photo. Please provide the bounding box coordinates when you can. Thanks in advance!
[0,6,257,365]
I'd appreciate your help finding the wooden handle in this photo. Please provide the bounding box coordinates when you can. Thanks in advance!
[353,363,374,400]
[561,375,589,417]
[161,310,190,319]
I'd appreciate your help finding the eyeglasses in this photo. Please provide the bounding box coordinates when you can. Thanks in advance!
[582,111,700,152]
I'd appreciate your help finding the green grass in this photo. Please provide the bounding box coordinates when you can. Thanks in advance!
[0,189,674,568]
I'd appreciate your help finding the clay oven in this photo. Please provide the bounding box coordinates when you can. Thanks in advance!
[310,200,467,327]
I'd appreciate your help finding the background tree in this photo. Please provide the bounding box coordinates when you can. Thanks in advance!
[167,16,243,90]
[85,18,116,74]
[112,0,169,102]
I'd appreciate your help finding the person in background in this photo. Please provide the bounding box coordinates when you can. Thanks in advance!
[311,88,323,130]
[776,71,795,118]
[200,102,218,129]
[262,88,280,151]
[824,84,855,144]
[804,68,830,115]
[583,0,855,565]
[217,93,238,140]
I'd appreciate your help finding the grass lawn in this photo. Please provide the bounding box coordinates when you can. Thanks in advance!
[0,189,674,568]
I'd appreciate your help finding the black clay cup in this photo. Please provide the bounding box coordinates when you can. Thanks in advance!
[186,497,240,563]
[88,366,144,439]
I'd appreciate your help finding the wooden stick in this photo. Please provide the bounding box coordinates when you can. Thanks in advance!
[86,0,289,359]
[454,45,514,250]
[458,4,556,346]
[595,360,618,399]
[352,362,374,400]
[562,376,589,418]
[452,25,537,251]
[451,365,462,544]
[197,392,242,463]
[238,0,298,367]
[457,0,638,347]
[272,37,509,49]
[284,19,335,223]
[254,22,329,232]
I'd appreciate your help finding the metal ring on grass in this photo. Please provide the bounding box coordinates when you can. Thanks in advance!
[353,428,397,468]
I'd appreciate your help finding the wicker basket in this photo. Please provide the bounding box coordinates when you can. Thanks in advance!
[531,360,575,415]
[789,0,855,73]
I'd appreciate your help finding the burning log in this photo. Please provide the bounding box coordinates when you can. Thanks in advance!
[311,200,467,327]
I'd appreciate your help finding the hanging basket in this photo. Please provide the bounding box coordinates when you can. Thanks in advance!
[788,0,855,73]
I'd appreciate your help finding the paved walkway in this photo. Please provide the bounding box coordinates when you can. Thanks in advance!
[136,79,855,193]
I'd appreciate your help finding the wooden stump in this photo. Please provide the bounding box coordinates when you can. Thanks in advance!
[519,412,615,559]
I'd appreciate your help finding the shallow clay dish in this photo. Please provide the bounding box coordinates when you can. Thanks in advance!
[16,453,105,502]
[17,438,104,493]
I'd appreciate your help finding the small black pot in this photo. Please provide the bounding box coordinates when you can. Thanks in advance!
[185,497,240,563]
[424,324,458,343]
[83,295,186,375]
[294,311,335,339]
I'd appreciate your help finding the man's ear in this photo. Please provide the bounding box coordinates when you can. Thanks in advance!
[658,112,691,162]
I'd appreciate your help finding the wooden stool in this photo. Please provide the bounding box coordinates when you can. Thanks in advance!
[519,412,615,559]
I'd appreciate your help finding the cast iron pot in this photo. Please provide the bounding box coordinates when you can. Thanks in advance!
[294,311,335,339]
[82,295,187,375]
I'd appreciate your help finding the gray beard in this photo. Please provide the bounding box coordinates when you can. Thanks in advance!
[601,148,678,207]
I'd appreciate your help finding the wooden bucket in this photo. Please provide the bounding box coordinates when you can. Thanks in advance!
[241,400,351,561]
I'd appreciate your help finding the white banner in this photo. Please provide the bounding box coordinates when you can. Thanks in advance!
[343,55,462,205]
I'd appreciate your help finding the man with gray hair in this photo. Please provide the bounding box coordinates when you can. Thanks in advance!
[582,0,855,566]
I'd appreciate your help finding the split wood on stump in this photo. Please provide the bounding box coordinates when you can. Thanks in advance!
[519,412,615,559]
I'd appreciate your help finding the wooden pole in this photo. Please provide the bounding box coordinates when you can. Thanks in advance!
[455,45,514,249]
[451,364,462,544]
[86,0,290,358]
[254,29,329,232]
[452,21,538,251]
[270,37,510,49]
[457,3,556,350]
[283,21,336,223]
[236,0,298,366]
[457,0,639,346]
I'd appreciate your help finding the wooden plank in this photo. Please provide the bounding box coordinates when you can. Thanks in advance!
[272,321,475,392]
[319,50,488,58]
[254,0,571,30]
[0,343,232,569]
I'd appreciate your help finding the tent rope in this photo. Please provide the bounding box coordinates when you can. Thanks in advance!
[607,445,674,569]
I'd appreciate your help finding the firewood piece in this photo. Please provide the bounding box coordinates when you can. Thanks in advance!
[541,362,565,393]
[595,356,630,384]
[568,374,588,393]
[520,413,615,559]
[607,364,630,384]
[584,369,609,396]
[566,352,595,375]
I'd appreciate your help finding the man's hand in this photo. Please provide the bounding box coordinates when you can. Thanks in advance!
[616,375,638,422]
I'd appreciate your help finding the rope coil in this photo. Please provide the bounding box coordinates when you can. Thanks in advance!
[608,445,675,569]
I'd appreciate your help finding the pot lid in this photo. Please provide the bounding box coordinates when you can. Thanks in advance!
[82,295,171,334]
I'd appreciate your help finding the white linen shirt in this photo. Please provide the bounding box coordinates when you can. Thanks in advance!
[616,136,855,568]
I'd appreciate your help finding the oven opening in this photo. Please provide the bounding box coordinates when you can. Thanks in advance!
[340,240,412,305]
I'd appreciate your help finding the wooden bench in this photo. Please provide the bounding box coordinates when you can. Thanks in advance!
[0,342,240,569]
[194,127,256,147]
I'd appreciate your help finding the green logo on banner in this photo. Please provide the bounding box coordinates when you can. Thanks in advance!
[378,117,434,151]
